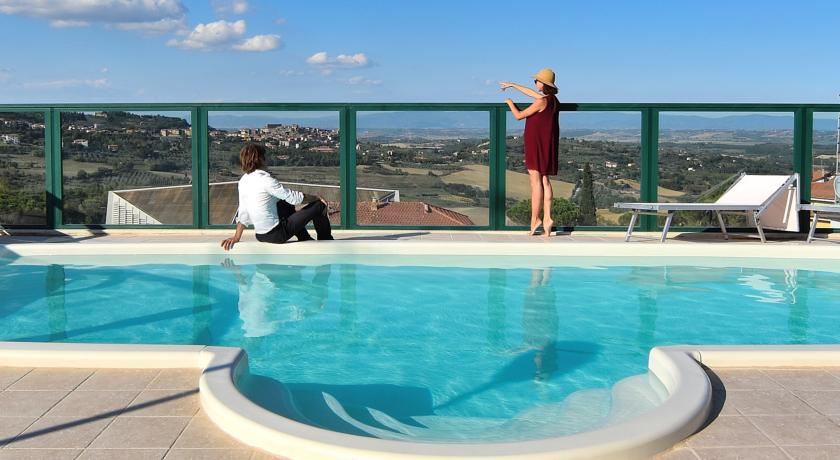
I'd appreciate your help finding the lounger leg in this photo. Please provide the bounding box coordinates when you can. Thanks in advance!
[715,212,729,240]
[625,211,638,242]
[661,212,674,243]
[756,218,767,243]
[807,212,819,243]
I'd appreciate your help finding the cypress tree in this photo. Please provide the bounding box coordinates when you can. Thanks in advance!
[578,162,597,225]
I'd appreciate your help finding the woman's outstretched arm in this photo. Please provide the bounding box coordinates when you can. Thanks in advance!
[505,97,547,120]
[499,81,543,99]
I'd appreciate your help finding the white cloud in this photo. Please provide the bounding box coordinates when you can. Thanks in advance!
[346,76,382,86]
[306,51,371,72]
[0,68,11,82]
[168,20,280,52]
[278,70,304,77]
[0,0,187,31]
[23,78,110,90]
[113,17,187,35]
[212,0,249,15]
[50,19,90,28]
[101,67,109,73]
[233,34,281,52]
[167,19,246,49]
[275,17,287,25]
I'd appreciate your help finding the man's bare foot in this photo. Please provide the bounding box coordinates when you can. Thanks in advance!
[542,218,554,238]
[528,219,542,236]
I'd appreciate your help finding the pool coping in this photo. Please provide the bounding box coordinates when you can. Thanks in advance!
[4,239,840,260]
[0,341,704,459]
[3,343,840,459]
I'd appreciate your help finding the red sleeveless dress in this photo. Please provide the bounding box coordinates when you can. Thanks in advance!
[523,95,559,175]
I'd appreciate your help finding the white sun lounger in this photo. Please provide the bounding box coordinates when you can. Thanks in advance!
[800,176,840,243]
[615,173,800,243]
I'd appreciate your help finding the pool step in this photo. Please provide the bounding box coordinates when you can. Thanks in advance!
[318,372,667,442]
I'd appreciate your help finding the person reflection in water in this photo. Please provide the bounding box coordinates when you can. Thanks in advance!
[522,268,559,382]
[222,259,331,338]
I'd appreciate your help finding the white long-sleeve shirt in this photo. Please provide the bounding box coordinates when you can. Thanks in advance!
[236,169,304,234]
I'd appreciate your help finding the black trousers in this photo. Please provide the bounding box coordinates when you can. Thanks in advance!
[255,200,333,244]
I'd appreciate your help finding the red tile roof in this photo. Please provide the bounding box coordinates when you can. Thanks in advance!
[811,168,838,201]
[328,201,474,226]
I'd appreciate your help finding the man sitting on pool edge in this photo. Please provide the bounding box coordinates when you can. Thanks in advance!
[221,144,334,251]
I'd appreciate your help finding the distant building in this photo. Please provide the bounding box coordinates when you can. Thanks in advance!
[105,181,473,227]
[106,182,397,225]
[72,139,89,148]
[1,134,19,145]
[160,128,185,137]
[811,168,839,229]
[811,168,838,203]
[310,146,336,154]
[338,201,474,226]
[605,160,618,169]
[107,144,119,152]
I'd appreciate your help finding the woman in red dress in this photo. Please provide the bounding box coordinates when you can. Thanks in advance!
[501,68,559,237]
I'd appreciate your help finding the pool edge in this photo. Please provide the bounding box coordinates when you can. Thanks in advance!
[0,341,718,459]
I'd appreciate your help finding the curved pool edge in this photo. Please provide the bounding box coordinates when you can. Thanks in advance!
[0,341,709,459]
[5,342,840,459]
[5,240,840,261]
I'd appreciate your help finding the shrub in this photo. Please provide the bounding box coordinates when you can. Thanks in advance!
[506,197,580,226]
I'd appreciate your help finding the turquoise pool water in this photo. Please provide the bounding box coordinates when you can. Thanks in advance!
[1,255,839,442]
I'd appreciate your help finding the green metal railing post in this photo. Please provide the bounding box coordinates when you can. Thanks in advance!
[339,107,357,229]
[45,109,63,228]
[193,107,209,228]
[489,107,507,230]
[640,108,659,231]
[793,107,813,231]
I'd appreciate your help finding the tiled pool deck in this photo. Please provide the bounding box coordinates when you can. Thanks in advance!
[656,367,840,460]
[2,229,840,459]
[0,367,281,459]
[3,366,839,460]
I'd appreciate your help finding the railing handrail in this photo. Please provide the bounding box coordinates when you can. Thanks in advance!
[4,102,840,111]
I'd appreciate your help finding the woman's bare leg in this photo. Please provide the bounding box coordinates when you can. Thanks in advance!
[528,169,543,235]
[541,175,554,238]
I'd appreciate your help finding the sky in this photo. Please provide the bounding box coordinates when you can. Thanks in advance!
[1,0,840,104]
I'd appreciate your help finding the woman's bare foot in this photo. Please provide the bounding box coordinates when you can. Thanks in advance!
[542,218,554,238]
[528,219,542,236]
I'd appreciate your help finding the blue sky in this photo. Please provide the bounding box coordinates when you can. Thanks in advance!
[1,0,840,104]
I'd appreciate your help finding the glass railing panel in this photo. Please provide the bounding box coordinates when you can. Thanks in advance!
[60,110,192,225]
[0,112,46,226]
[658,111,794,228]
[811,112,840,230]
[505,111,641,227]
[355,111,490,226]
[207,111,340,226]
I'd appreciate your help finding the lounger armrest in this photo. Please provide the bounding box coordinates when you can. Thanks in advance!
[615,203,764,212]
[614,202,660,211]
[800,204,840,213]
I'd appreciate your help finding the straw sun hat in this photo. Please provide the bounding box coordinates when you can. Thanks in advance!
[532,68,557,88]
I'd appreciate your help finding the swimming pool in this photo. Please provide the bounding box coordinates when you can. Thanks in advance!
[2,252,840,444]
